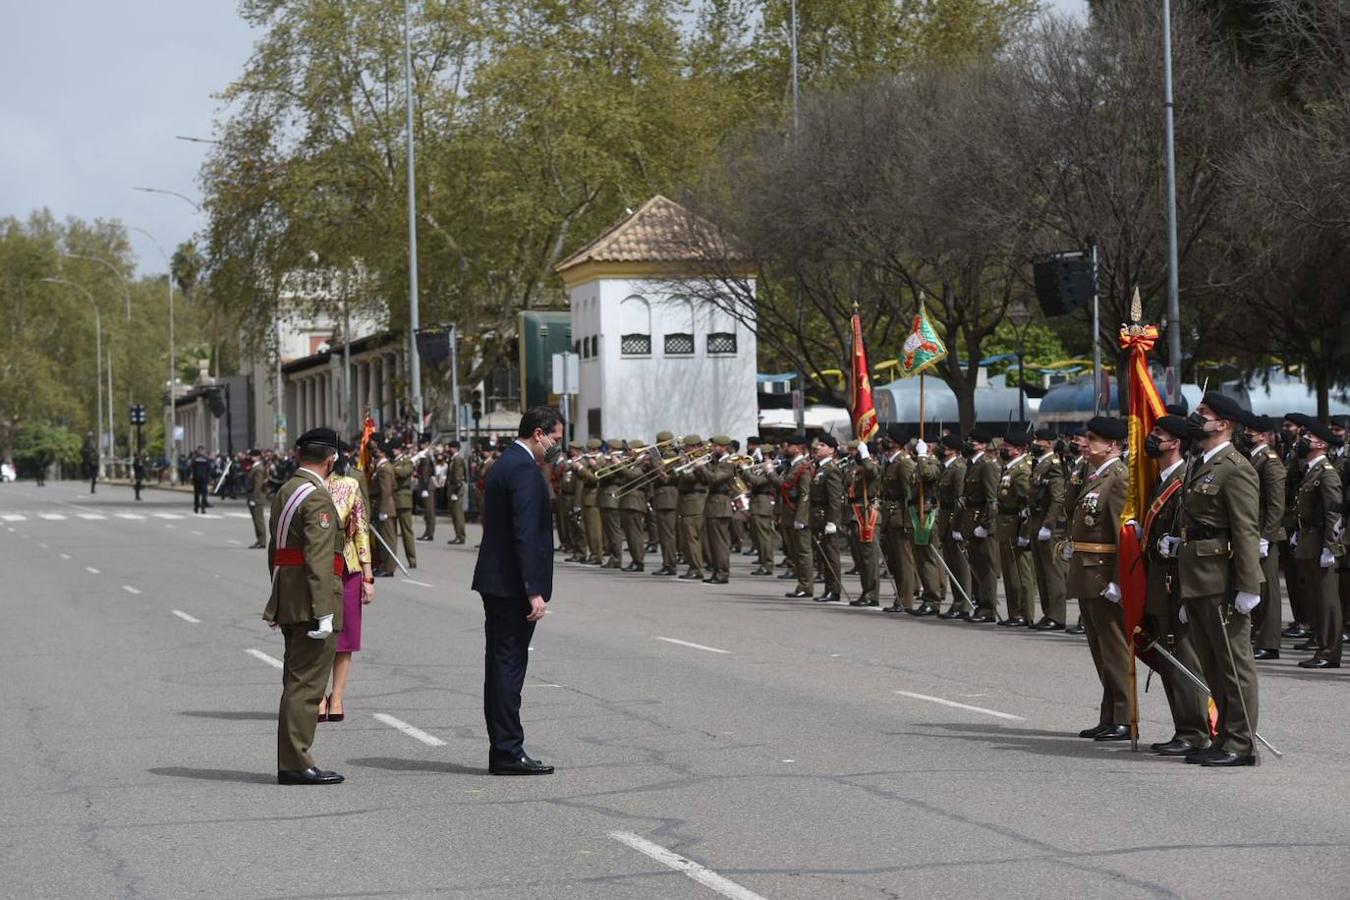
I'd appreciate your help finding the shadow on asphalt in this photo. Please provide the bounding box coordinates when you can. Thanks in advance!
[895,723,1179,762]
[346,756,485,776]
[148,766,275,784]
[179,710,275,720]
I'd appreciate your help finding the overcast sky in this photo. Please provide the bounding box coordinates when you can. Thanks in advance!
[1,0,1086,277]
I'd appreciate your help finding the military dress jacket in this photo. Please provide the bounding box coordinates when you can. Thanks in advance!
[374,459,397,520]
[447,455,468,496]
[995,454,1032,543]
[779,457,813,528]
[1250,445,1287,543]
[697,459,736,518]
[1066,457,1128,599]
[1177,444,1262,600]
[1293,455,1344,561]
[650,458,680,511]
[809,460,846,527]
[393,456,415,510]
[742,466,777,516]
[264,470,344,628]
[1027,452,1067,537]
[936,456,966,539]
[575,461,600,507]
[617,463,651,513]
[1144,463,1187,616]
[878,452,911,532]
[248,464,268,508]
[960,453,1000,535]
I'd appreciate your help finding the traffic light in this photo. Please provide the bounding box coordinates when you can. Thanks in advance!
[128,404,148,426]
[470,389,482,421]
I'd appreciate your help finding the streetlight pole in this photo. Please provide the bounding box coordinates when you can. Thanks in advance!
[1161,0,1183,402]
[131,226,177,482]
[62,252,133,458]
[403,0,424,434]
[1008,299,1033,425]
[43,278,103,473]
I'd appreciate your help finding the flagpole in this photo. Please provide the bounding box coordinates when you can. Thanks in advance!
[918,372,926,516]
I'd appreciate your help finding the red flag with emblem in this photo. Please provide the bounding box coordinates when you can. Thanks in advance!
[850,312,878,442]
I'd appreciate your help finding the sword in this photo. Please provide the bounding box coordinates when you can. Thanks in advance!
[369,522,411,576]
[213,458,233,496]
[1139,632,1283,759]
[811,531,853,604]
[930,540,974,612]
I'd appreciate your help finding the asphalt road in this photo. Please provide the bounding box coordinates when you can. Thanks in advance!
[2,479,1348,900]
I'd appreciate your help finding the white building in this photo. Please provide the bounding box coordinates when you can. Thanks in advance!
[555,196,758,444]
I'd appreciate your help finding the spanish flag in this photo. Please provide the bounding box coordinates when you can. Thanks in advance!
[357,413,377,472]
[850,312,878,442]
[1117,297,1163,646]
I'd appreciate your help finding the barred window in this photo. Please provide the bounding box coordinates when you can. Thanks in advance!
[707,332,737,355]
[620,333,652,356]
[664,332,695,355]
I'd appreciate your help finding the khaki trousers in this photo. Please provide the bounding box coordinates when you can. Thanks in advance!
[654,507,677,570]
[1184,594,1259,756]
[278,624,335,772]
[1080,594,1131,726]
[1031,534,1067,623]
[622,509,647,567]
[679,514,705,576]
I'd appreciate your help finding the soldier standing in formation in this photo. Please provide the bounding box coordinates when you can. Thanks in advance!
[780,435,814,599]
[810,434,846,603]
[444,441,468,544]
[907,439,946,617]
[741,445,779,576]
[699,437,736,584]
[415,442,437,542]
[995,430,1036,626]
[373,444,398,577]
[649,433,680,576]
[619,441,650,572]
[878,427,917,613]
[391,443,417,569]
[676,435,707,580]
[845,439,881,607]
[248,448,269,549]
[1290,418,1344,669]
[1240,414,1288,660]
[936,434,972,618]
[1027,428,1067,630]
[960,430,1001,623]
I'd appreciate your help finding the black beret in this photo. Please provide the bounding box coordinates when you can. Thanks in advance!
[886,423,907,443]
[817,433,839,450]
[1004,429,1030,447]
[1154,415,1195,441]
[1164,402,1189,416]
[1284,412,1313,427]
[1200,391,1244,423]
[1305,419,1342,446]
[1034,427,1057,442]
[296,427,340,450]
[940,434,964,451]
[1245,414,1279,434]
[784,433,809,447]
[968,428,993,444]
[1331,415,1349,430]
[1085,416,1128,441]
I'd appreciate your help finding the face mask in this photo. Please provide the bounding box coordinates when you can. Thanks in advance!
[1295,438,1312,459]
[963,442,976,456]
[1143,434,1165,459]
[540,434,565,466]
[1187,411,1213,434]
[999,447,1013,461]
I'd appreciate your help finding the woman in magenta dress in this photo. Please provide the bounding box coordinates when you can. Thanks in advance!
[320,452,374,722]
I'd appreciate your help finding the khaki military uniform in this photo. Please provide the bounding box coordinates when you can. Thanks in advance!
[575,460,603,564]
[446,454,467,542]
[937,455,971,614]
[699,457,736,581]
[810,459,846,596]
[248,463,269,546]
[599,466,623,568]
[879,451,916,608]
[416,453,437,539]
[1293,455,1344,666]
[374,459,398,575]
[1178,444,1262,756]
[742,464,778,571]
[1067,456,1129,727]
[995,452,1036,622]
[393,454,417,567]
[910,453,946,606]
[264,469,343,773]
[962,452,1001,619]
[846,455,881,602]
[1027,452,1068,624]
[618,462,650,570]
[651,459,680,573]
[677,468,707,578]
[779,456,814,594]
[557,460,579,557]
[1249,445,1287,652]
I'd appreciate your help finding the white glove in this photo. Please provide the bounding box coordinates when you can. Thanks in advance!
[915,440,928,456]
[379,512,389,522]
[421,490,430,498]
[952,531,964,543]
[1321,548,1337,569]
[1234,591,1261,615]
[1288,531,1299,550]
[824,522,838,536]
[450,494,458,501]
[857,442,870,460]
[1157,535,1180,558]
[1038,526,1052,542]
[793,521,806,531]
[1102,582,1122,604]
[1061,542,1074,561]
[1258,538,1269,558]
[1178,606,1188,625]
[307,614,334,640]
[1125,519,1142,541]
[1016,537,1030,549]
[973,525,988,539]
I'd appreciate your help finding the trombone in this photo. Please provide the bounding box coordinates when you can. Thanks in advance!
[592,437,677,477]
[613,445,710,498]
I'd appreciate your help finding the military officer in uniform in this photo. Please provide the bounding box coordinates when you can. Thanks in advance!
[995,430,1036,626]
[391,442,417,569]
[936,434,972,618]
[1066,416,1131,742]
[1062,428,1091,635]
[264,428,345,785]
[1140,415,1212,755]
[779,435,814,598]
[908,438,947,616]
[1280,413,1310,639]
[557,443,581,558]
[649,431,680,575]
[416,444,437,541]
[444,441,468,544]
[373,443,399,577]
[741,448,779,575]
[845,439,881,606]
[877,426,913,612]
[598,443,624,568]
[1176,393,1263,766]
[699,437,736,583]
[810,434,846,603]
[1027,428,1068,630]
[961,429,1001,623]
[247,449,269,549]
[676,434,708,580]
[1291,419,1344,668]
[1238,414,1288,660]
[618,441,650,571]
[575,440,604,565]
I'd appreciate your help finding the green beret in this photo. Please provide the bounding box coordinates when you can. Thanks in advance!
[655,430,674,443]
[683,434,703,447]
[586,438,602,450]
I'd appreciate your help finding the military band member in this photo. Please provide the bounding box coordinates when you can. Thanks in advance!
[780,434,815,598]
[877,426,914,612]
[618,441,650,571]
[810,434,846,603]
[961,429,1001,623]
[444,441,468,544]
[599,442,624,568]
[575,439,604,565]
[1141,415,1211,755]
[936,434,972,618]
[995,430,1036,626]
[1236,414,1288,660]
[1291,419,1344,669]
[676,435,708,580]
[1176,393,1262,766]
[649,431,680,575]
[1063,428,1091,635]
[264,427,345,785]
[1027,429,1068,630]
[741,447,779,575]
[247,449,269,549]
[699,437,736,583]
[557,444,581,558]
[845,439,881,607]
[1066,416,1130,742]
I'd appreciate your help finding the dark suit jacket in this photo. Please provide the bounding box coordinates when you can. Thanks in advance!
[471,442,554,602]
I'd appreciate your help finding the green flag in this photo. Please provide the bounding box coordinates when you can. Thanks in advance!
[900,303,948,377]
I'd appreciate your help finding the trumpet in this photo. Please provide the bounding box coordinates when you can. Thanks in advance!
[614,446,708,498]
[591,438,679,477]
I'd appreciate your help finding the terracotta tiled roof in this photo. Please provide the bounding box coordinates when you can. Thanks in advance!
[555,195,741,273]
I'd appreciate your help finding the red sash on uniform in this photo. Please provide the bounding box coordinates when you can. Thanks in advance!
[273,546,344,575]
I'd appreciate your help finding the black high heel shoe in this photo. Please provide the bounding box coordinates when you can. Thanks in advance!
[326,696,344,723]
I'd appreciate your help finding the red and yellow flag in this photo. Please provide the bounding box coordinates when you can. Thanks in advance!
[357,413,376,472]
[850,312,878,442]
[1118,312,1164,645]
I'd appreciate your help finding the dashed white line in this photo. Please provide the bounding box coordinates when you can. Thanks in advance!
[116,513,145,520]
[200,513,223,519]
[60,553,70,560]
[1,514,25,522]
[77,513,106,520]
[121,585,142,595]
[39,513,67,521]
[894,690,1024,721]
[226,512,252,519]
[85,566,101,575]
[403,579,434,588]
[245,648,284,669]
[228,539,242,545]
[373,713,447,747]
[191,530,204,536]
[608,831,766,900]
[171,610,200,623]
[656,636,731,655]
[153,513,184,520]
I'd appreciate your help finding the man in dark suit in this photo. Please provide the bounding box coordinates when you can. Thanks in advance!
[471,406,564,775]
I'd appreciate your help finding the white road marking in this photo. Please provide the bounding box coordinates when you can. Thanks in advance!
[895,690,1024,721]
[191,530,204,536]
[39,513,66,520]
[608,831,767,900]
[59,553,70,560]
[1,514,26,522]
[164,525,176,530]
[373,713,447,747]
[121,585,142,595]
[153,513,184,520]
[77,513,106,520]
[403,579,434,588]
[200,513,223,519]
[228,539,242,545]
[171,610,200,623]
[85,566,101,574]
[116,513,145,520]
[39,543,48,549]
[226,512,252,519]
[245,648,284,669]
[656,636,731,655]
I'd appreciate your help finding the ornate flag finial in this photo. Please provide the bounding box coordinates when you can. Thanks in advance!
[1130,287,1142,324]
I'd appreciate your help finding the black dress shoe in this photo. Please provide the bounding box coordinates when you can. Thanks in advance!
[815,592,841,603]
[1298,658,1340,669]
[965,614,995,624]
[278,767,344,785]
[849,595,879,607]
[750,567,772,576]
[913,603,938,617]
[882,604,906,614]
[622,563,641,572]
[1281,624,1308,638]
[1184,745,1225,764]
[679,571,702,580]
[937,608,965,620]
[1202,751,1256,767]
[1066,623,1086,635]
[489,755,555,776]
[784,589,813,599]
[998,617,1028,628]
[1154,739,1201,757]
[651,568,675,577]
[1078,724,1110,738]
[707,575,729,585]
[249,541,266,549]
[1294,639,1322,651]
[777,572,798,579]
[581,559,603,566]
[1093,725,1131,741]
[1252,648,1280,660]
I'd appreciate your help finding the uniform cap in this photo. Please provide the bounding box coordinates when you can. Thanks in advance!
[1033,427,1057,442]
[968,428,993,444]
[1003,429,1030,447]
[1085,416,1128,441]
[629,440,648,451]
[1199,391,1244,423]
[585,438,602,450]
[1330,415,1349,430]
[940,434,964,451]
[886,423,907,443]
[817,433,839,450]
[655,430,674,443]
[1304,419,1342,446]
[1154,415,1196,441]
[710,435,732,446]
[784,433,809,448]
[567,441,582,451]
[683,434,703,447]
[296,427,340,450]
[1284,412,1313,427]
[1164,402,1189,416]
[1246,414,1279,434]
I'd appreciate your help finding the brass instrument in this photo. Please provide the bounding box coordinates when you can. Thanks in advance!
[591,438,679,477]
[613,446,709,498]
